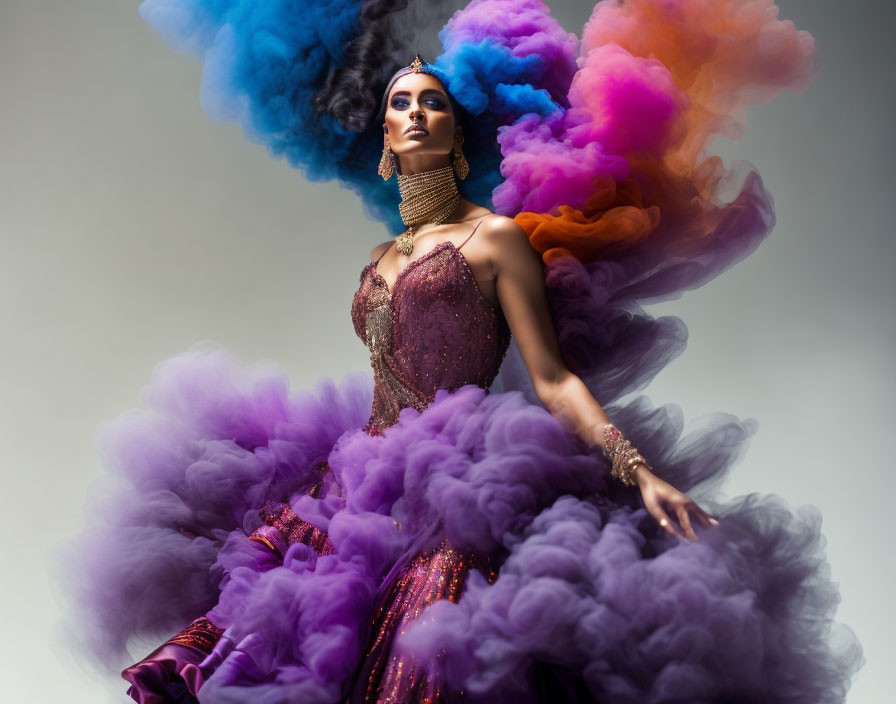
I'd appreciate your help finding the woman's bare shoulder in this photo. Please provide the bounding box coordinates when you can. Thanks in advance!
[477,212,528,244]
[478,212,521,230]
[369,240,393,263]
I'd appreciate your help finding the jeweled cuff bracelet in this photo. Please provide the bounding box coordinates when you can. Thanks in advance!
[601,423,649,487]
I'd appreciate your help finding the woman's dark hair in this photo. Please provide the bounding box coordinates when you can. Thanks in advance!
[311,5,503,209]
[311,1,413,133]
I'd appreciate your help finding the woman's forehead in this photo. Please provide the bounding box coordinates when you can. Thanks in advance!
[389,72,448,98]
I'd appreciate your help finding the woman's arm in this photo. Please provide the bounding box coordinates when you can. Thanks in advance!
[481,216,717,540]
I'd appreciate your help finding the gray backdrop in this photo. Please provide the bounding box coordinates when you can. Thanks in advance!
[1,0,890,701]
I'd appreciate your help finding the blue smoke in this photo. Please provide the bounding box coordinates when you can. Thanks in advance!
[140,0,405,230]
[138,0,569,232]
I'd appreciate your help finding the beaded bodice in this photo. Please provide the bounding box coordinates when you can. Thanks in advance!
[351,234,511,436]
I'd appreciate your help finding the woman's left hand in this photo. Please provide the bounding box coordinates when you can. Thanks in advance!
[635,465,719,540]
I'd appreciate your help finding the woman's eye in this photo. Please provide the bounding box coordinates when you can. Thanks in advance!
[390,97,445,110]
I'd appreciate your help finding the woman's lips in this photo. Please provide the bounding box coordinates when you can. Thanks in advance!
[404,124,429,136]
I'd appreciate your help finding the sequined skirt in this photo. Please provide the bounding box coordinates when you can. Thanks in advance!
[101,362,860,704]
[122,462,496,704]
[349,538,498,704]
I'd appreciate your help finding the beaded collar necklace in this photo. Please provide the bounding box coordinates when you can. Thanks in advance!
[395,165,461,256]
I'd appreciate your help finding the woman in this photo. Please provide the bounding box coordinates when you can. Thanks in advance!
[368,65,712,538]
[63,2,861,703]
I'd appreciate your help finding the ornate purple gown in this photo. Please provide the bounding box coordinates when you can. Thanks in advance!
[122,219,512,702]
[69,214,856,704]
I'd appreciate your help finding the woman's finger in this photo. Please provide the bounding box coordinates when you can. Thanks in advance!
[693,503,719,528]
[648,500,683,539]
[684,498,719,528]
[676,504,697,541]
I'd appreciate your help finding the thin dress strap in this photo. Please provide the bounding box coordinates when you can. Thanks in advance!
[373,214,490,267]
[373,241,394,265]
[456,215,491,252]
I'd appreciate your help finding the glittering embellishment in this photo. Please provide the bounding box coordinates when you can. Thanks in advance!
[362,539,498,703]
[247,532,280,554]
[248,461,337,557]
[351,239,510,436]
[253,500,335,556]
[166,617,224,655]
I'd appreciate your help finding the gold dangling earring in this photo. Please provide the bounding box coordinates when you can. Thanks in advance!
[452,135,469,180]
[378,133,394,180]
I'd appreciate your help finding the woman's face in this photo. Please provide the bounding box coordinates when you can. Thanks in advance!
[383,72,457,159]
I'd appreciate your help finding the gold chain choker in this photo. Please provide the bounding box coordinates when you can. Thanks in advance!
[395,165,461,256]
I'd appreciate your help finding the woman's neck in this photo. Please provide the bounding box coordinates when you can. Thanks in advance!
[396,153,452,176]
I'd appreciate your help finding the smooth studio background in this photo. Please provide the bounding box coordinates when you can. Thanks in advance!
[1,0,890,701]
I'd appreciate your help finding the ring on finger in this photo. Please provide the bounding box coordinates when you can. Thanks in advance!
[659,518,669,527]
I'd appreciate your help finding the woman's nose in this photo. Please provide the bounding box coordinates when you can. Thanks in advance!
[409,106,424,122]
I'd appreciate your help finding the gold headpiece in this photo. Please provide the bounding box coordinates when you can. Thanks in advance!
[409,55,424,73]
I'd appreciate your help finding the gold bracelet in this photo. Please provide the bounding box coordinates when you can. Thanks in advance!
[601,423,649,487]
